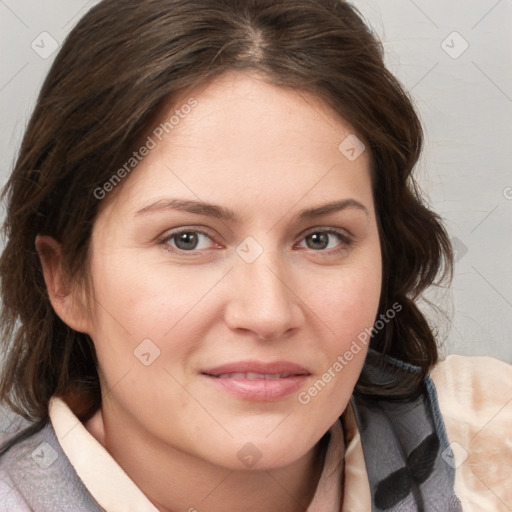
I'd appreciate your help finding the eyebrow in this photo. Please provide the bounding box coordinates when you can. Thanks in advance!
[135,198,369,221]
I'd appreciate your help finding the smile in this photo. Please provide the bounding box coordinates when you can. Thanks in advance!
[214,372,294,379]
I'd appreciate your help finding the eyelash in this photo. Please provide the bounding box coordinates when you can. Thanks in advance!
[159,227,353,257]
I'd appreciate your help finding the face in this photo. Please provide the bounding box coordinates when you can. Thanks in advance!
[80,70,382,470]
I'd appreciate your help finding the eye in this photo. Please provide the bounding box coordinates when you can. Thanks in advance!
[298,229,352,252]
[159,227,351,255]
[162,229,218,252]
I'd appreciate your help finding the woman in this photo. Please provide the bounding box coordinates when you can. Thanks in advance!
[0,0,510,510]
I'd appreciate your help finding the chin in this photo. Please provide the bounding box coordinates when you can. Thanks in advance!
[204,432,318,472]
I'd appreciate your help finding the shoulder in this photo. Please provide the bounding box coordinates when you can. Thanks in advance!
[0,409,103,512]
[431,353,512,402]
[430,354,512,428]
[430,354,512,510]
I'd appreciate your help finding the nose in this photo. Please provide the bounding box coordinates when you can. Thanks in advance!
[224,252,305,340]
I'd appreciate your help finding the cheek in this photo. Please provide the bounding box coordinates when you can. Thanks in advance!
[296,264,381,423]
[89,246,220,337]
[311,259,382,344]
[86,247,230,395]
[301,249,381,393]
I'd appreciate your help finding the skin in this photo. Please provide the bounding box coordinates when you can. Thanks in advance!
[37,70,382,512]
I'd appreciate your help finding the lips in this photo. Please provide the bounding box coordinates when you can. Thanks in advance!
[201,361,310,401]
[202,360,310,377]
[216,372,295,379]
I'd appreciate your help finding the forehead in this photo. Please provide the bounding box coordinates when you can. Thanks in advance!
[104,70,373,219]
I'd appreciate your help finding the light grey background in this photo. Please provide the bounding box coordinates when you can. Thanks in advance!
[1,0,511,362]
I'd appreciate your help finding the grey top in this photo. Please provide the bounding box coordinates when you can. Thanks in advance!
[0,412,103,512]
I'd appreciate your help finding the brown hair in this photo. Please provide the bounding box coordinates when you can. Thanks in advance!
[0,0,452,424]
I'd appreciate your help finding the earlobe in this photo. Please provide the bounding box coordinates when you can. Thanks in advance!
[35,234,90,334]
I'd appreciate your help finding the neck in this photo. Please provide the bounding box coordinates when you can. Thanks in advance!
[84,405,331,512]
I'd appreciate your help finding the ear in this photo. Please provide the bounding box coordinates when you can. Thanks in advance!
[35,235,91,334]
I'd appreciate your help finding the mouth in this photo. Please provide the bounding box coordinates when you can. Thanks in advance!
[201,361,310,401]
[212,372,300,380]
